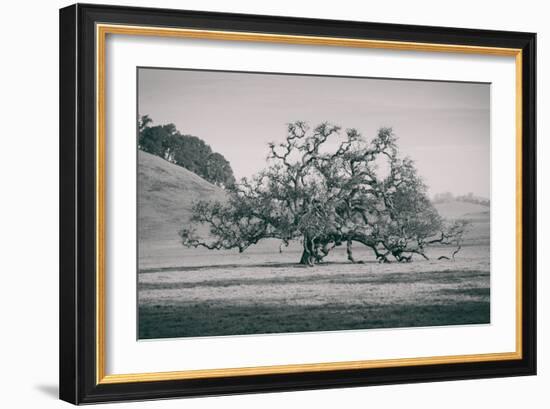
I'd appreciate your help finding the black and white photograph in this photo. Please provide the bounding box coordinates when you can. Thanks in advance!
[137,68,491,340]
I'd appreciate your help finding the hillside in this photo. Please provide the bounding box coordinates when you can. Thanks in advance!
[434,200,489,220]
[434,200,490,245]
[138,150,226,245]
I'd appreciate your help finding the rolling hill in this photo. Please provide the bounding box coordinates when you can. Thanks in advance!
[138,150,226,245]
[434,200,490,245]
[434,200,489,220]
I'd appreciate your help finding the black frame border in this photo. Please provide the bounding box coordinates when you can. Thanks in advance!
[59,3,536,404]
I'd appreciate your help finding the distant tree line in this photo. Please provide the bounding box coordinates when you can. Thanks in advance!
[432,192,490,207]
[138,115,236,188]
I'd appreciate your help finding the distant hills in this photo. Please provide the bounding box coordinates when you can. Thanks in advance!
[434,200,490,245]
[432,192,490,245]
[434,200,489,220]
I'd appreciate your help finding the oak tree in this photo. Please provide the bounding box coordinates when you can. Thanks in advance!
[180,121,467,265]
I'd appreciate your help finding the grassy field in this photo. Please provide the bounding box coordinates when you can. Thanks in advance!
[137,150,490,339]
[138,244,490,339]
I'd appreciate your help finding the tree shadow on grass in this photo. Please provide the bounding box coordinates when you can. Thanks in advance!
[138,301,490,339]
[139,260,379,274]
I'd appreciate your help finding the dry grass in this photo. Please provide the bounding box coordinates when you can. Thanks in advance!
[138,245,490,339]
[138,150,225,243]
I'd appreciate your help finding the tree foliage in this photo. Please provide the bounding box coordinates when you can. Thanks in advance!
[180,121,467,265]
[138,115,236,188]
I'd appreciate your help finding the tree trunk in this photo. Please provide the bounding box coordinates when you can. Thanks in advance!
[299,249,312,265]
[346,240,356,263]
[299,236,315,266]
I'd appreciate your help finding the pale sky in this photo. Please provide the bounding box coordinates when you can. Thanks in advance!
[138,68,490,198]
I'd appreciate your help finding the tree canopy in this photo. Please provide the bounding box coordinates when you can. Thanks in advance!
[138,115,236,188]
[180,121,467,265]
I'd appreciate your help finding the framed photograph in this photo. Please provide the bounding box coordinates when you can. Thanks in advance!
[59,3,536,404]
